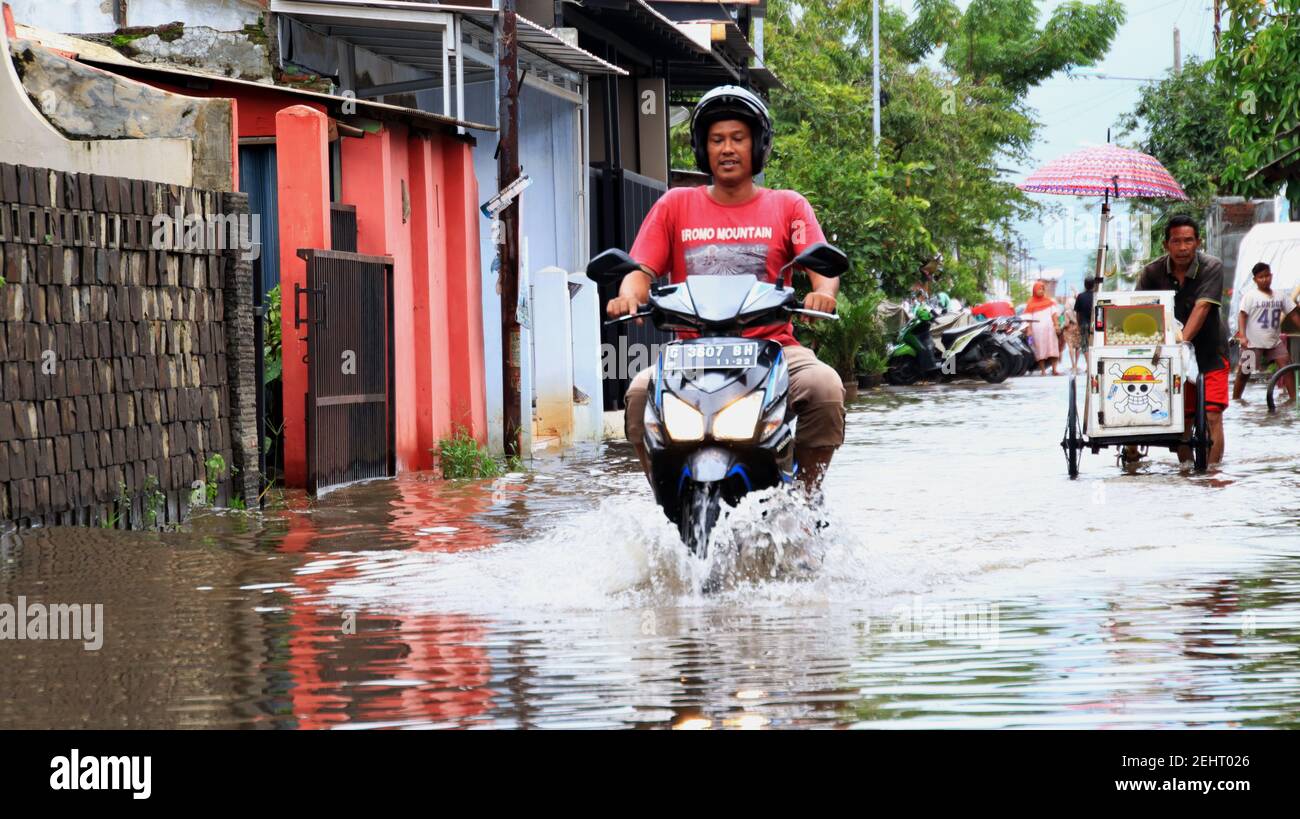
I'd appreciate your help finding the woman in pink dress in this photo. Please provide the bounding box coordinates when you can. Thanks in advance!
[1024,281,1061,375]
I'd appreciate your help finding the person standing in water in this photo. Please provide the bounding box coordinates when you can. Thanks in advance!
[1023,281,1062,375]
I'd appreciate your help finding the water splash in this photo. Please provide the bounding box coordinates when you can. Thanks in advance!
[299,487,885,614]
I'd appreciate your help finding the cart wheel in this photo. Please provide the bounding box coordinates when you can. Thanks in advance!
[1062,375,1082,478]
[1266,363,1300,413]
[1192,377,1210,473]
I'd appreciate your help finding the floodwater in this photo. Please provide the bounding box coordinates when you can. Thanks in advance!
[2,375,1299,729]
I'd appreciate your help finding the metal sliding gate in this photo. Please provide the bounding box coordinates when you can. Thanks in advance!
[295,248,396,494]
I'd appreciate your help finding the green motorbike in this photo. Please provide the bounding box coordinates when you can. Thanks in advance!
[885,299,1011,385]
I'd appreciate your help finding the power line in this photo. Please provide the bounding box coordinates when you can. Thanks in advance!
[1036,84,1133,118]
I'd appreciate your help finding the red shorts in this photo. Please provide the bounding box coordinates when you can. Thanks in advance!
[1186,356,1230,414]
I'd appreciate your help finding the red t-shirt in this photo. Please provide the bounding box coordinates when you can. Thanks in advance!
[629,185,827,347]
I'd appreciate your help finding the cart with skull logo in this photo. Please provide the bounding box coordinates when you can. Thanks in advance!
[1061,290,1212,476]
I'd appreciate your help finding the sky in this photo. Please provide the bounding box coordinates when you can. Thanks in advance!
[896,0,1221,294]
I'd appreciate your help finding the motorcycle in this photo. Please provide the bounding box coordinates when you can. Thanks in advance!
[938,319,1012,383]
[1003,316,1039,375]
[884,299,942,385]
[989,316,1034,377]
[587,242,849,556]
[886,301,1011,385]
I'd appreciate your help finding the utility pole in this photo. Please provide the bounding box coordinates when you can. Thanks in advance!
[871,0,881,154]
[1213,0,1221,53]
[497,0,523,458]
[1173,27,1181,75]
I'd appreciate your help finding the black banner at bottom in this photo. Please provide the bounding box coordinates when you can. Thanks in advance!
[0,729,1287,807]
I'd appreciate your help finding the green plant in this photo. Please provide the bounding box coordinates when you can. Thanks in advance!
[1216,1,1300,213]
[805,291,887,379]
[264,284,282,386]
[435,427,502,480]
[506,454,528,473]
[204,453,227,505]
[101,481,129,529]
[859,350,890,376]
[143,475,165,527]
[258,474,279,506]
[109,32,149,48]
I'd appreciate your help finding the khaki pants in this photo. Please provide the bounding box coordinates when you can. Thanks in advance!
[623,344,846,449]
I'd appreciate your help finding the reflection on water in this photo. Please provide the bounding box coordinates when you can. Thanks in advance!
[1,377,1298,728]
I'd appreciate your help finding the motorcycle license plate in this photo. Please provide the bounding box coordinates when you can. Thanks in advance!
[663,342,759,370]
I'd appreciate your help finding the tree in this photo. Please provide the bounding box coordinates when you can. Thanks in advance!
[1215,0,1300,214]
[763,0,1125,301]
[904,0,1126,95]
[1115,57,1230,213]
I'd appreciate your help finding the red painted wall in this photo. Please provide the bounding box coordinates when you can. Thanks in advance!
[130,76,488,481]
[408,134,453,465]
[442,136,488,443]
[274,106,331,488]
[342,127,420,472]
[140,77,327,138]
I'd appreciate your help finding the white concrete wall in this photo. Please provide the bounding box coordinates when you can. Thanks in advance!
[9,0,262,33]
[129,0,262,30]
[8,1,114,33]
[531,266,574,445]
[568,271,604,442]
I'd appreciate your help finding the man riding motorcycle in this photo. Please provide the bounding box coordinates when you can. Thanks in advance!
[607,85,846,491]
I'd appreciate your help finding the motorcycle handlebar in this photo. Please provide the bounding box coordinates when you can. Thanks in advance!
[604,310,652,326]
[789,307,840,321]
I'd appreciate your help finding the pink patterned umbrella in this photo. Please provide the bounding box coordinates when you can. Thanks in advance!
[1018,143,1188,286]
[1018,144,1188,200]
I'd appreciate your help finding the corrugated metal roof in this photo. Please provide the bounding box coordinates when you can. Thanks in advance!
[270,0,625,77]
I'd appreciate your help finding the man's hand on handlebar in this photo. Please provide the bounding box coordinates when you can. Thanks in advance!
[802,291,837,316]
[798,273,840,321]
[606,265,655,321]
[605,294,645,319]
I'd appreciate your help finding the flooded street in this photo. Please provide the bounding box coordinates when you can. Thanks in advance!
[3,375,1299,729]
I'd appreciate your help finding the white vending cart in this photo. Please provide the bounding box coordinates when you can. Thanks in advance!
[1062,290,1212,475]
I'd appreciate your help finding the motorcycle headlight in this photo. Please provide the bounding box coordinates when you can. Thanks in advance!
[713,392,764,441]
[662,392,705,441]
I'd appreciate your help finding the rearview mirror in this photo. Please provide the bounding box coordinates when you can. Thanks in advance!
[586,249,641,283]
[793,242,849,278]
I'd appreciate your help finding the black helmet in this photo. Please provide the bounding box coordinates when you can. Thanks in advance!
[690,85,773,176]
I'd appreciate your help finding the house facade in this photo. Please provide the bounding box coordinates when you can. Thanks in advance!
[7,0,774,484]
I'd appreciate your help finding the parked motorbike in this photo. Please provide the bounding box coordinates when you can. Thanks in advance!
[587,242,849,556]
[1004,317,1039,375]
[886,300,1011,385]
[990,316,1034,377]
[884,299,942,385]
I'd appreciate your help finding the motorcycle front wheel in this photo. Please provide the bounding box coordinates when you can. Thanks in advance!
[678,481,724,558]
[886,356,921,385]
